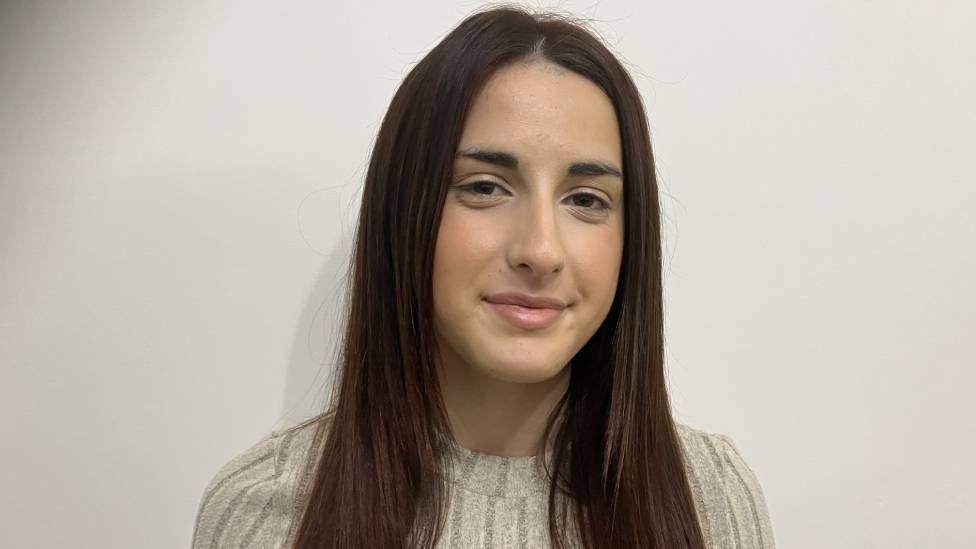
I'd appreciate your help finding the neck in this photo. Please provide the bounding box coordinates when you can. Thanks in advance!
[436,351,570,458]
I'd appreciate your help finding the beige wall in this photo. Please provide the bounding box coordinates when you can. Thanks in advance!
[1,1,972,547]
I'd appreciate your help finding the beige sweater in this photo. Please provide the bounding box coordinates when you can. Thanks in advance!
[191,415,776,548]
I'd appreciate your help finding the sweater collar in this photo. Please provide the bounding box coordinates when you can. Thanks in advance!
[441,439,554,498]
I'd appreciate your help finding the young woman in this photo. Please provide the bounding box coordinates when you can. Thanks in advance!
[192,6,775,549]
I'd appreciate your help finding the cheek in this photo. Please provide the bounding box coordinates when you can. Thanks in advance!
[571,223,623,304]
[433,203,500,302]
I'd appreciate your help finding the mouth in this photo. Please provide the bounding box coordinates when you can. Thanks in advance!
[483,299,563,331]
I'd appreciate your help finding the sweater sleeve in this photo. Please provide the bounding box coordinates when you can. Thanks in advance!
[191,432,280,549]
[709,433,777,549]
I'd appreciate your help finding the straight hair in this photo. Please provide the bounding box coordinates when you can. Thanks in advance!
[289,5,707,548]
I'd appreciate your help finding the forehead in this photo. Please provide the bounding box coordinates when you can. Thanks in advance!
[458,61,622,168]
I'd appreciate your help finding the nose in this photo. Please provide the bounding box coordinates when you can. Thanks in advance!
[506,192,565,277]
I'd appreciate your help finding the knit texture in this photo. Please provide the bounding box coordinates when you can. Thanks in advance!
[191,414,776,548]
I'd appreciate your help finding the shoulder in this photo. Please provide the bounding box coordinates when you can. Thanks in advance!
[674,422,777,549]
[190,413,330,549]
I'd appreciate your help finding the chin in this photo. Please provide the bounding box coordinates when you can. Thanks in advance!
[478,354,569,384]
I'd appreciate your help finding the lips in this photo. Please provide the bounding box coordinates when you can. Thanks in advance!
[485,302,563,330]
[484,292,567,310]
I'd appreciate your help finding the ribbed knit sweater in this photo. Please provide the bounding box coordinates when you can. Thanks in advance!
[191,414,775,548]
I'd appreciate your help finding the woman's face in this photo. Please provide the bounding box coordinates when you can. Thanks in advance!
[432,60,624,386]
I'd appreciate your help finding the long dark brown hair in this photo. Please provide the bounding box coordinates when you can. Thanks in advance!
[289,5,706,549]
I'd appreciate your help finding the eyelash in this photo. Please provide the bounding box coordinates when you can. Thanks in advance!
[457,181,611,211]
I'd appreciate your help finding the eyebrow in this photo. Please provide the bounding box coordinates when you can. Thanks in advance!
[455,147,623,179]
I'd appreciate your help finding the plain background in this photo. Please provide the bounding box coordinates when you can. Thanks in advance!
[2,1,972,547]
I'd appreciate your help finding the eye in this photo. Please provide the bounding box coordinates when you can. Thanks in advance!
[569,192,610,211]
[458,180,610,211]
[457,180,509,199]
